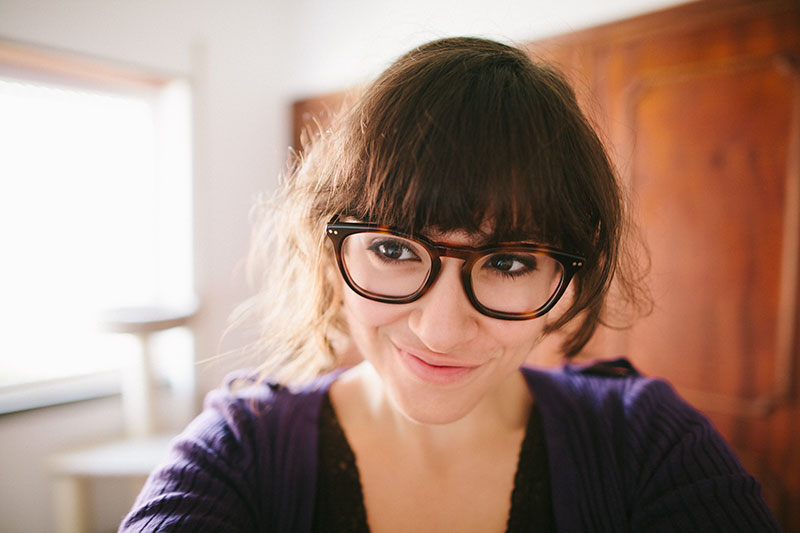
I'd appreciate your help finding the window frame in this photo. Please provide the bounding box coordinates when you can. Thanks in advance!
[0,39,196,413]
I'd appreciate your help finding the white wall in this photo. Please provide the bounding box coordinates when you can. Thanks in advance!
[285,0,691,96]
[0,0,688,531]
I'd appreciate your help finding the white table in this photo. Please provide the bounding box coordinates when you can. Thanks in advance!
[49,435,174,533]
[49,304,195,533]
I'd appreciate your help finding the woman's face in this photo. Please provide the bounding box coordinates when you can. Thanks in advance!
[341,228,548,425]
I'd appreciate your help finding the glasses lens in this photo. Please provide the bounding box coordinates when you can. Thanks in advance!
[341,232,432,298]
[470,250,564,315]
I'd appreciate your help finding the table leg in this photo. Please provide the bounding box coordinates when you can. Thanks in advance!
[53,475,91,533]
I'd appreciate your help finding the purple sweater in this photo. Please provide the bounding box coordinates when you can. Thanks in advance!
[120,361,779,532]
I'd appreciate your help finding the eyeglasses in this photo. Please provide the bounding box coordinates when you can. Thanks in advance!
[325,216,585,320]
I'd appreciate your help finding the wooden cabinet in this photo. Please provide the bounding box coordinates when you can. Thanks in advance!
[292,1,800,528]
[523,1,800,528]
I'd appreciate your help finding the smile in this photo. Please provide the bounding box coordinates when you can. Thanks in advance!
[395,345,481,385]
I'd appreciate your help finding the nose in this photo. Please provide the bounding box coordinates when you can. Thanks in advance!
[407,258,479,353]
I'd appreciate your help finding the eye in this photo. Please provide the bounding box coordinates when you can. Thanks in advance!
[368,238,422,263]
[483,253,537,277]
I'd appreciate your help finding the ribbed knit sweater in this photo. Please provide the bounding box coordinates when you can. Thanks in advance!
[119,360,779,532]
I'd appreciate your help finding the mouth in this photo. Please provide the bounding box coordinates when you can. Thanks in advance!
[395,346,481,385]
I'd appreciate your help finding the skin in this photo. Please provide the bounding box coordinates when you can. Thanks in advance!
[329,229,551,532]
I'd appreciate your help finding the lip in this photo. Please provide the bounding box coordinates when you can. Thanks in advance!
[395,345,480,385]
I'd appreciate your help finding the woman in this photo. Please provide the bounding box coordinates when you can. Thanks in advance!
[121,37,778,532]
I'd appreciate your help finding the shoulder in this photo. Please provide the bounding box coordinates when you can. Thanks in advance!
[201,370,336,443]
[168,370,333,468]
[522,357,731,468]
[120,371,336,532]
[522,359,779,532]
[522,358,684,426]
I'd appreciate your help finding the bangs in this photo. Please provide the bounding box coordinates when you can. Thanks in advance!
[330,42,605,254]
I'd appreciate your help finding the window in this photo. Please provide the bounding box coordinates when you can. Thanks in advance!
[0,41,194,412]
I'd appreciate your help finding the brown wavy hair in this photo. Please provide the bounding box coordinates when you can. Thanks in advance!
[231,36,649,384]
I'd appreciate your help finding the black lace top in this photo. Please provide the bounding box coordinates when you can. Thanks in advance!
[311,393,556,532]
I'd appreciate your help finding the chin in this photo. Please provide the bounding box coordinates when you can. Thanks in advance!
[385,381,484,426]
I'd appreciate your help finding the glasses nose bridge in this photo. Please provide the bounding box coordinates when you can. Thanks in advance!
[428,245,475,301]
[433,244,475,262]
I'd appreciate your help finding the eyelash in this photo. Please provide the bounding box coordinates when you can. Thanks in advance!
[368,239,421,263]
[482,254,538,278]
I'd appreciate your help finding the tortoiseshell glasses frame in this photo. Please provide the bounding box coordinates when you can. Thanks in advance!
[325,216,585,320]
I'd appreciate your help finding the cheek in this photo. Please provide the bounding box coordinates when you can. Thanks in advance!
[484,320,547,358]
[342,287,409,330]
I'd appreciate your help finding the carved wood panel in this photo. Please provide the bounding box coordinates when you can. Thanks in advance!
[626,54,795,417]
